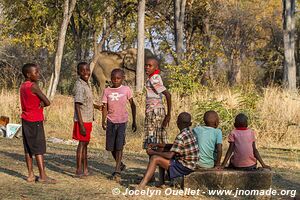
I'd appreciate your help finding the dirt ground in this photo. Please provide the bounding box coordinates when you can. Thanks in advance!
[0,138,299,200]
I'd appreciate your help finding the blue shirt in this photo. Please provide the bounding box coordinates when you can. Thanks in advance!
[192,126,222,168]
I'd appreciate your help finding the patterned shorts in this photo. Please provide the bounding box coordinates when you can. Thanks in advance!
[144,108,168,148]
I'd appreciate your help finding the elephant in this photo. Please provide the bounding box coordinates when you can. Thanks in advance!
[92,48,153,94]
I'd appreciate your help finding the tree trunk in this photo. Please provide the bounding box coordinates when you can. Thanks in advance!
[47,0,76,100]
[283,0,297,90]
[136,0,145,93]
[174,0,186,64]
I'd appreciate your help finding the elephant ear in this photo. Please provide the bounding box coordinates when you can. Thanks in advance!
[122,48,137,72]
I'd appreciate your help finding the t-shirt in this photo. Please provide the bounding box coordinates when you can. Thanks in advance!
[102,85,133,123]
[20,81,44,122]
[192,126,222,168]
[170,128,199,170]
[145,74,166,113]
[73,78,94,123]
[228,128,256,167]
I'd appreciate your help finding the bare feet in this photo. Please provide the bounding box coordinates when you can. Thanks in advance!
[26,175,36,183]
[37,177,57,184]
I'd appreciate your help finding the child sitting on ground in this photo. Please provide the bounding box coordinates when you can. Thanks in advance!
[138,112,199,189]
[102,68,137,183]
[221,113,271,170]
[193,110,222,169]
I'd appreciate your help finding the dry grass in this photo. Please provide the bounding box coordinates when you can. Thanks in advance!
[0,87,299,199]
[0,138,299,200]
[0,87,299,153]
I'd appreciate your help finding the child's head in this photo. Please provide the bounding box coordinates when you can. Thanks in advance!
[77,62,90,82]
[203,110,219,128]
[234,113,248,128]
[111,68,125,88]
[22,63,40,82]
[145,56,159,76]
[177,112,192,130]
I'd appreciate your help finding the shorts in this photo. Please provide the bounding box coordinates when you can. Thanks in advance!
[106,120,127,151]
[22,119,46,156]
[143,108,168,148]
[169,159,194,178]
[168,159,194,179]
[72,122,92,142]
[228,162,257,171]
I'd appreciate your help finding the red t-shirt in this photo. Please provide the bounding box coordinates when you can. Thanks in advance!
[20,81,44,122]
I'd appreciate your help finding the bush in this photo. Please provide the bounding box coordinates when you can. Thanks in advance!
[193,88,261,135]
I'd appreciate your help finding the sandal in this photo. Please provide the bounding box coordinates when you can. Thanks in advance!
[112,172,121,183]
[120,163,126,171]
[37,177,57,184]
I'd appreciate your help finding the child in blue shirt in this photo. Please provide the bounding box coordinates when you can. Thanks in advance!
[193,110,222,168]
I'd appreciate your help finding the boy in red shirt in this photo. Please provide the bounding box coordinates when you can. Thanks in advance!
[20,63,55,183]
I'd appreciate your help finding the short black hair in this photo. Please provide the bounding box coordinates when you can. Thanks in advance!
[22,63,38,78]
[77,61,89,72]
[177,112,192,126]
[111,68,125,76]
[203,110,219,126]
[146,56,160,66]
[234,113,248,128]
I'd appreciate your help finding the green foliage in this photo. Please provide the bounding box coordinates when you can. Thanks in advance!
[193,89,261,135]
[165,55,206,95]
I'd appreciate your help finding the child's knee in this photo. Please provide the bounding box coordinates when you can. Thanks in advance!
[150,155,160,162]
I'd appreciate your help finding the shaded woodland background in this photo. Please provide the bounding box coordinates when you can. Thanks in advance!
[0,0,298,93]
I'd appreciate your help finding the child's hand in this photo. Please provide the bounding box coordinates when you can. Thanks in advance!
[162,114,171,128]
[263,165,271,170]
[80,125,86,136]
[102,121,107,130]
[146,148,155,156]
[40,101,45,108]
[214,165,223,170]
[132,122,137,132]
[93,104,103,111]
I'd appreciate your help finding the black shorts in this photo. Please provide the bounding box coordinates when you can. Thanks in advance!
[106,120,126,151]
[22,119,46,156]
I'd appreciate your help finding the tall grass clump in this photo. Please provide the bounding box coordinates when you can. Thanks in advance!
[0,86,299,152]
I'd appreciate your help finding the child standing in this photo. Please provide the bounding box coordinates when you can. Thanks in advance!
[221,113,271,170]
[73,62,101,177]
[193,110,223,169]
[144,56,172,185]
[102,68,137,182]
[20,63,55,183]
[138,112,199,189]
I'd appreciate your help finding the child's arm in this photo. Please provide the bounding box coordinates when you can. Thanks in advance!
[221,142,234,168]
[75,102,86,136]
[93,103,102,111]
[162,90,171,128]
[31,83,50,107]
[129,98,137,132]
[147,148,175,159]
[253,142,271,170]
[102,103,107,130]
[215,143,223,168]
